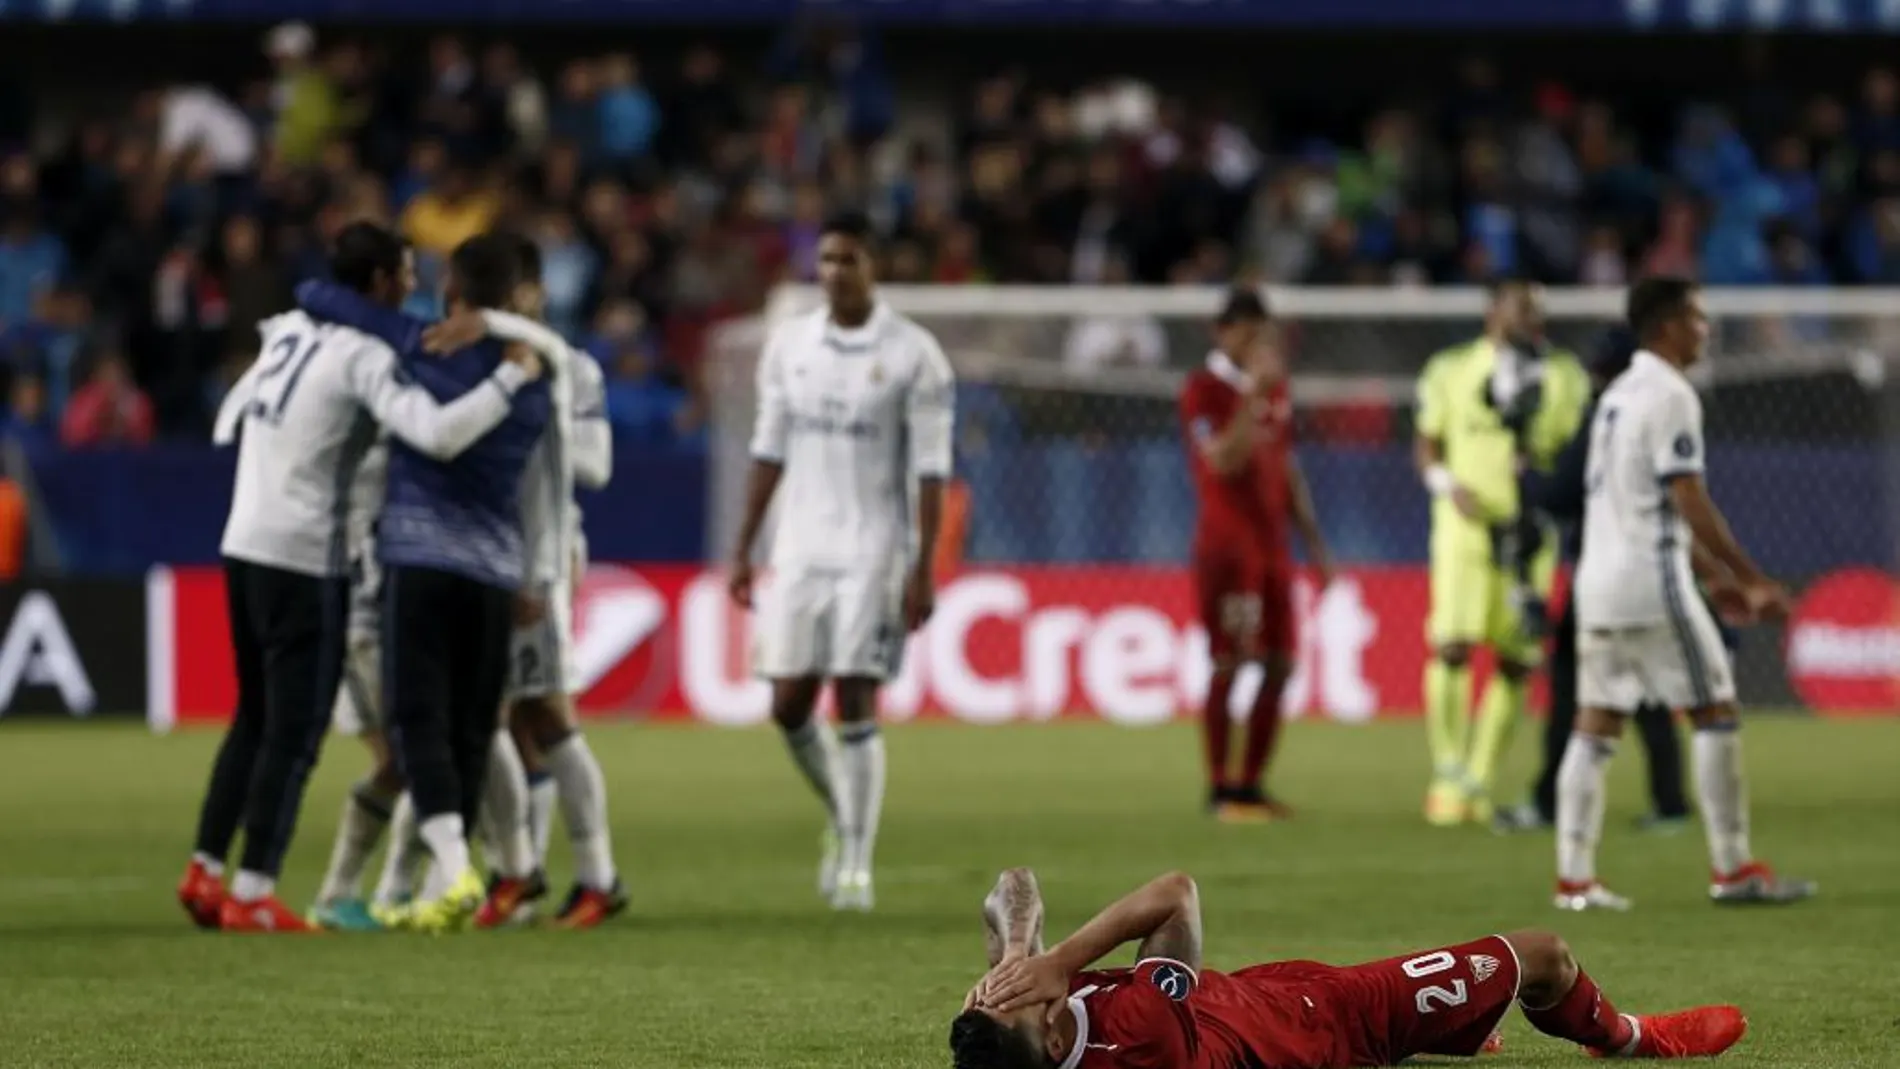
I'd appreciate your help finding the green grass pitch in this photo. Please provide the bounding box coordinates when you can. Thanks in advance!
[1,716,1896,1068]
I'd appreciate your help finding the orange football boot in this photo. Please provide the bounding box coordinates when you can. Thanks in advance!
[177,860,227,930]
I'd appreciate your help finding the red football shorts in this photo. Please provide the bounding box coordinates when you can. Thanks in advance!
[1325,935,1521,1065]
[1193,551,1295,660]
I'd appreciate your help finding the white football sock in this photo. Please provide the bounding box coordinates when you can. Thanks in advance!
[373,793,424,906]
[527,772,556,866]
[780,719,841,819]
[545,734,615,890]
[1693,726,1752,876]
[231,869,275,903]
[480,730,536,879]
[315,782,394,906]
[837,720,886,879]
[1556,734,1617,885]
[417,813,471,888]
[192,851,224,878]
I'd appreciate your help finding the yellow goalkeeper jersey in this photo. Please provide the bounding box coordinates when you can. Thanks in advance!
[1415,337,1590,561]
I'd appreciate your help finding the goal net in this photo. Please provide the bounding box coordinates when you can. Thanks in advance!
[706,287,1900,722]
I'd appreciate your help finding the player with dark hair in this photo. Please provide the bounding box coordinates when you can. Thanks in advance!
[182,222,539,932]
[1414,279,1591,825]
[729,208,955,910]
[950,868,1747,1068]
[1178,288,1331,821]
[1559,277,1814,910]
[290,231,570,931]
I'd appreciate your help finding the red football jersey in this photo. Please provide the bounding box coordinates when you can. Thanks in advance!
[1063,959,1343,1069]
[1179,362,1295,564]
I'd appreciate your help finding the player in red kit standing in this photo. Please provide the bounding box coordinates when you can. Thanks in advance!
[1179,289,1332,821]
[950,868,1749,1069]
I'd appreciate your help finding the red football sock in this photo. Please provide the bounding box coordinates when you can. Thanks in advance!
[1522,970,1636,1054]
[1203,670,1237,793]
[1238,670,1287,791]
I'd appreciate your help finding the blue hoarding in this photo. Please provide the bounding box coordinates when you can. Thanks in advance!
[6,0,1900,28]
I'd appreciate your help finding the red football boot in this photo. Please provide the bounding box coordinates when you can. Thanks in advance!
[219,894,316,933]
[553,880,630,930]
[1591,1005,1747,1058]
[177,860,227,930]
[1479,1030,1505,1055]
[474,875,539,929]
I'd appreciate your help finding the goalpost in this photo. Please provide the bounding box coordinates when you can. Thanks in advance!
[705,286,1900,720]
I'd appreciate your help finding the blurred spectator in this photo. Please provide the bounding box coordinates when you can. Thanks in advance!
[400,158,497,260]
[1062,257,1165,373]
[60,351,155,449]
[533,210,597,339]
[597,53,661,165]
[481,43,548,157]
[215,215,292,346]
[1767,226,1828,286]
[0,163,66,327]
[270,24,365,167]
[157,85,258,176]
[2,372,57,451]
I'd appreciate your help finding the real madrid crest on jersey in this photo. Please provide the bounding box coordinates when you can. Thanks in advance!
[869,362,884,384]
[1146,961,1194,1002]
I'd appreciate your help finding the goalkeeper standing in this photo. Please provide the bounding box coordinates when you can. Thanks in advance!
[1414,280,1589,826]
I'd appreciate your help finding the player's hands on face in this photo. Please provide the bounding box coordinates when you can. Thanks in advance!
[980,953,1071,1014]
[500,343,546,381]
[728,558,755,611]
[422,309,488,354]
[903,564,935,631]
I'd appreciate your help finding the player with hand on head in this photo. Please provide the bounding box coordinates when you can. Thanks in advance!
[1558,277,1815,911]
[727,210,956,911]
[1415,280,1591,826]
[950,867,1748,1069]
[1179,289,1331,821]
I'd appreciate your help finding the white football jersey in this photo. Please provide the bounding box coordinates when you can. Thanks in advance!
[519,345,610,584]
[750,302,955,571]
[216,310,528,578]
[1574,350,1706,628]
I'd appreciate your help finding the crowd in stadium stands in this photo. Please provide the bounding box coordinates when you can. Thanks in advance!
[6,23,1900,444]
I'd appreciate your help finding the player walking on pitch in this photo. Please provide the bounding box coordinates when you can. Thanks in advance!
[1179,289,1331,821]
[951,868,1748,1067]
[728,210,956,912]
[1557,277,1815,911]
[1414,280,1590,826]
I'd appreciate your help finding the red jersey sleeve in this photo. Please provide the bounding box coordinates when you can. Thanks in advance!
[1076,961,1200,1069]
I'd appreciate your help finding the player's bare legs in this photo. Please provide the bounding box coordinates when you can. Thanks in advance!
[831,676,884,911]
[511,694,626,927]
[1505,929,1747,1057]
[1464,656,1533,822]
[771,676,848,900]
[1424,641,1476,825]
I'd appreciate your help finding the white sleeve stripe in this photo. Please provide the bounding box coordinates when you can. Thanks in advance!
[1134,957,1200,981]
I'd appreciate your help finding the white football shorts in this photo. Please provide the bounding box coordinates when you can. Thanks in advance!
[333,544,384,736]
[1577,598,1736,713]
[752,564,906,682]
[508,580,577,701]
